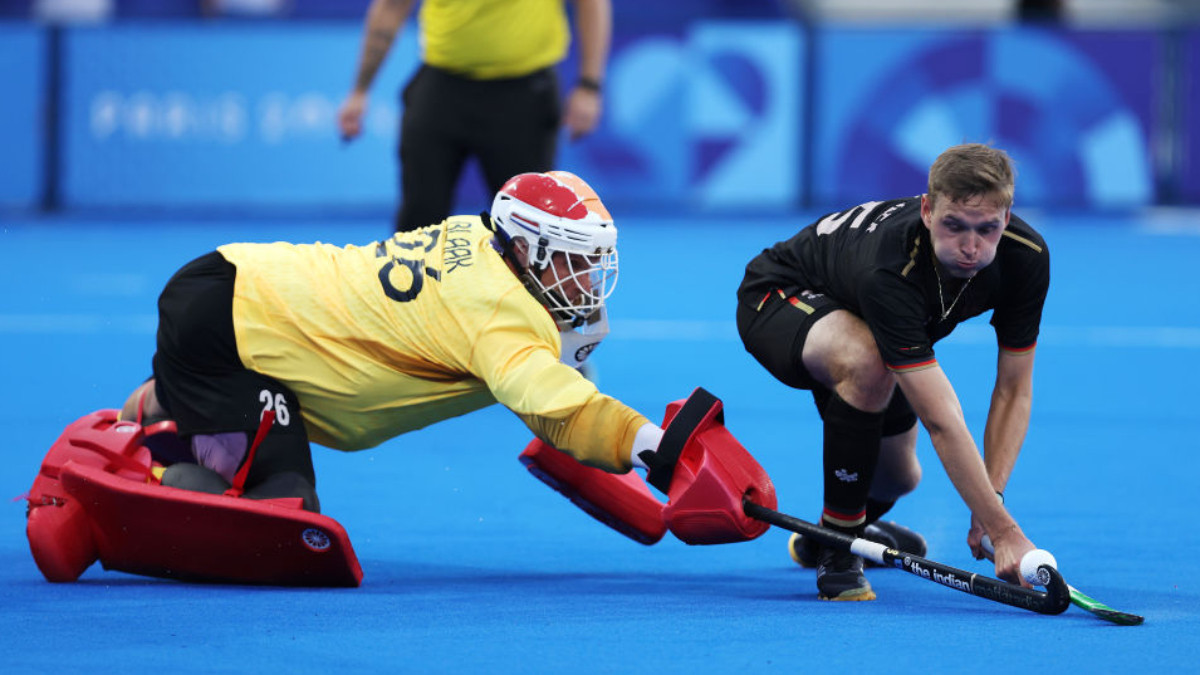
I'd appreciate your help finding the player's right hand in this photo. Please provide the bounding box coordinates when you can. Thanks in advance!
[337,92,368,142]
[985,526,1035,588]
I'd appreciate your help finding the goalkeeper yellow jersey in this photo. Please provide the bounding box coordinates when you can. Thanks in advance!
[419,0,569,79]
[216,216,645,471]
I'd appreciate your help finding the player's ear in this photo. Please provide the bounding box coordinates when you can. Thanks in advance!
[920,194,933,229]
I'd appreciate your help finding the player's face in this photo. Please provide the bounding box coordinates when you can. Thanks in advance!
[921,192,1010,279]
[539,251,594,305]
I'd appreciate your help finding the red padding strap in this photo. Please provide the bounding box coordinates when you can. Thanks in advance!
[225,410,274,498]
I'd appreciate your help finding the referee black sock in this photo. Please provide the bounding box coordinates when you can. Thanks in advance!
[819,391,885,536]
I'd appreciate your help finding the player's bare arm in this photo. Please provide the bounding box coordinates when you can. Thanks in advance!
[967,348,1036,552]
[894,364,1034,584]
[982,347,1035,492]
[339,0,415,140]
[564,0,611,139]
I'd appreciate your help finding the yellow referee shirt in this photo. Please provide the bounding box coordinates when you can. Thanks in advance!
[419,0,569,79]
[217,216,645,472]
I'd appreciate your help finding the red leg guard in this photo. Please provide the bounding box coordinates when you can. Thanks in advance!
[26,410,361,587]
[61,462,361,587]
[26,486,97,583]
[26,409,150,582]
[520,438,667,545]
[653,389,777,545]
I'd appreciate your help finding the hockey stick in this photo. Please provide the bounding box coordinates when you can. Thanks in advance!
[980,535,1144,626]
[743,500,1071,616]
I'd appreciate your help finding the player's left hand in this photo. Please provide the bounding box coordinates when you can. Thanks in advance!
[564,87,602,141]
[967,512,988,559]
[337,91,368,142]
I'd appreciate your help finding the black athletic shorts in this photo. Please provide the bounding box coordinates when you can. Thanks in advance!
[151,251,316,485]
[736,282,917,437]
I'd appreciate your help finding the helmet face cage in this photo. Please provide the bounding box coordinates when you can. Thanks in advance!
[491,172,619,328]
[526,248,618,328]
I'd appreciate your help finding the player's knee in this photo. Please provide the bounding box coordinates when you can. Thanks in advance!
[834,365,893,412]
[244,472,320,513]
[161,463,233,494]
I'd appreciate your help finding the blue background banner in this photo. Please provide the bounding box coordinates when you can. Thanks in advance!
[60,24,417,209]
[559,21,804,212]
[813,27,1160,210]
[1182,28,1200,202]
[31,20,1192,213]
[0,24,45,209]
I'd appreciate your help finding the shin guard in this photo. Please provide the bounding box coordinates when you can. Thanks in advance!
[26,410,361,587]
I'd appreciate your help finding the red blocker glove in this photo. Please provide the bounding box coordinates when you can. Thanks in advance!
[641,387,777,545]
[520,439,667,545]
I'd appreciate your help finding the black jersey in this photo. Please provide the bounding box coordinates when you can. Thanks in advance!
[741,198,1050,370]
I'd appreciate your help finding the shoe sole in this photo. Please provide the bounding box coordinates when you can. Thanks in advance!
[819,587,877,602]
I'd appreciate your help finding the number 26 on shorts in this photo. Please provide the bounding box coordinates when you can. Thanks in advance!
[259,389,291,426]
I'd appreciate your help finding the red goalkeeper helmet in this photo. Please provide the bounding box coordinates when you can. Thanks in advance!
[490,171,618,327]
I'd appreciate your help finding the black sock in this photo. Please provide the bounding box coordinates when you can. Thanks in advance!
[865,498,895,526]
[820,391,884,536]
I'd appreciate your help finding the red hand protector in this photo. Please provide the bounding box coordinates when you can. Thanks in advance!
[520,438,667,545]
[647,388,777,545]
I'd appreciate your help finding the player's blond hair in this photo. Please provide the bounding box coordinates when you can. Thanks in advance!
[927,143,1015,209]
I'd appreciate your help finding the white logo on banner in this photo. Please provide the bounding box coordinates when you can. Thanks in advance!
[89,90,396,144]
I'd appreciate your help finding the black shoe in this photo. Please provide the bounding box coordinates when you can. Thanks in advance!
[787,531,821,568]
[869,520,927,558]
[788,521,927,568]
[816,546,875,601]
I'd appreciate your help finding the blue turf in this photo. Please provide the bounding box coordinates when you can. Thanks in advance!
[1,212,1197,671]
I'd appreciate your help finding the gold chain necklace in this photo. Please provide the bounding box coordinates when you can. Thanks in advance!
[933,263,972,322]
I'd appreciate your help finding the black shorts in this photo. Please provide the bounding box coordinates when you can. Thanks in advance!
[152,251,315,485]
[736,284,840,391]
[736,281,917,436]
